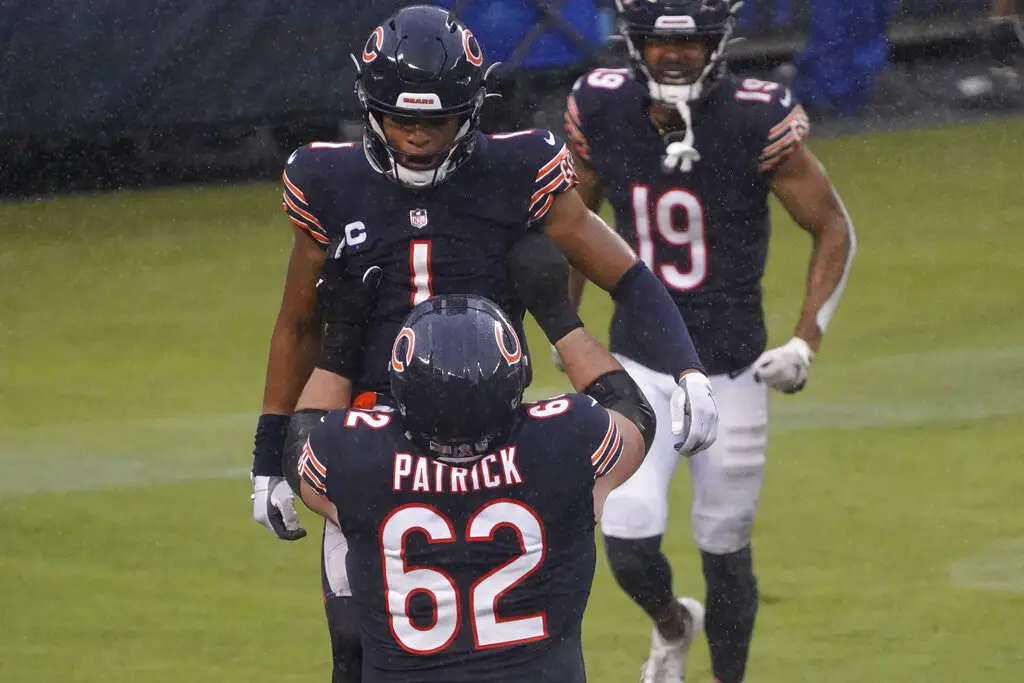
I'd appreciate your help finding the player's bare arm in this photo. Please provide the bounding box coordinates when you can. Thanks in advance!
[283,266,383,492]
[750,141,857,395]
[250,226,325,542]
[506,232,654,519]
[768,142,857,354]
[544,186,636,292]
[295,368,353,412]
[554,327,650,519]
[299,477,339,527]
[262,226,326,415]
[564,146,603,311]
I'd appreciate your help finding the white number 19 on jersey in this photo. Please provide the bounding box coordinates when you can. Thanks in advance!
[631,185,708,291]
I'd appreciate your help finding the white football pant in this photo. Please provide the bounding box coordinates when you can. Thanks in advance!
[322,518,352,598]
[600,355,769,554]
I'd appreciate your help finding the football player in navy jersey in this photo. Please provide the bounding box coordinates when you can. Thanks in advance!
[294,265,657,683]
[247,5,720,683]
[560,2,857,682]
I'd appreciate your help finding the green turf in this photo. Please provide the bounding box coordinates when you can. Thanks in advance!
[2,118,1023,681]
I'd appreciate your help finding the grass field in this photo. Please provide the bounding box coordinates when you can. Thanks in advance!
[2,118,1023,682]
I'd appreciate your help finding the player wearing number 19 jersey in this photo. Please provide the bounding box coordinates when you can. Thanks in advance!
[562,2,857,682]
[297,294,655,683]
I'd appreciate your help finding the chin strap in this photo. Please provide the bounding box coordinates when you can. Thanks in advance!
[661,99,701,173]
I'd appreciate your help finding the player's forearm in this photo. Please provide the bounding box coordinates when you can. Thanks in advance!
[555,327,624,391]
[261,323,321,414]
[567,266,587,312]
[611,262,705,378]
[794,213,856,352]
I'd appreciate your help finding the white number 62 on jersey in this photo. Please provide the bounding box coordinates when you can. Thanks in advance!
[381,501,548,654]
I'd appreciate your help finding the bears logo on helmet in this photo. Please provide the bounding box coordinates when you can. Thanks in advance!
[389,294,529,463]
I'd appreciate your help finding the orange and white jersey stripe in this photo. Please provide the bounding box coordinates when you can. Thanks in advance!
[758,104,810,173]
[528,142,577,224]
[299,438,328,496]
[563,93,591,162]
[282,167,329,245]
[590,415,624,479]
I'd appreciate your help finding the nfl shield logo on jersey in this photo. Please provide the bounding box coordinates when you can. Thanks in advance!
[409,209,428,229]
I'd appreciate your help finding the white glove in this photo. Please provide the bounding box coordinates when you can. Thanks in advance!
[251,473,307,541]
[670,372,719,455]
[550,344,566,373]
[752,337,814,394]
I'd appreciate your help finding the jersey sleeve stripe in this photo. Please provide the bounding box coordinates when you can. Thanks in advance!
[592,420,624,478]
[758,134,800,172]
[761,133,796,159]
[594,431,623,478]
[282,192,329,243]
[564,96,591,161]
[768,105,809,138]
[287,215,330,244]
[528,144,576,223]
[759,105,810,172]
[590,419,615,465]
[564,113,591,161]
[300,459,327,495]
[303,439,327,478]
[282,191,323,229]
[530,172,570,209]
[282,170,307,204]
[299,439,328,496]
[535,145,569,182]
[529,194,556,223]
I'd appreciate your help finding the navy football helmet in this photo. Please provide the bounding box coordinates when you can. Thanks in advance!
[355,5,489,188]
[614,0,741,171]
[389,294,528,464]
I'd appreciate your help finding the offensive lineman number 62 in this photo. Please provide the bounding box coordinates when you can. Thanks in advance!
[381,500,548,654]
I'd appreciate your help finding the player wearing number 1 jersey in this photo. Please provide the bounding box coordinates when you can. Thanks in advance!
[297,292,657,683]
[561,2,857,682]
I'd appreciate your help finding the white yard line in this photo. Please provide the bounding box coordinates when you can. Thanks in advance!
[946,539,1024,595]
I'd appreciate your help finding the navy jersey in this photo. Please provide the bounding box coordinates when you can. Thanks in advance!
[281,130,577,393]
[300,394,625,683]
[566,69,811,374]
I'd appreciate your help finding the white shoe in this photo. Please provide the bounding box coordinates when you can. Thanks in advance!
[638,596,705,683]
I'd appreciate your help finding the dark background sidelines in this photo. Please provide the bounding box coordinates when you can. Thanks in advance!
[0,0,995,197]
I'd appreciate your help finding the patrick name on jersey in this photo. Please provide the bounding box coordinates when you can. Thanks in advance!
[299,396,624,500]
[393,448,523,495]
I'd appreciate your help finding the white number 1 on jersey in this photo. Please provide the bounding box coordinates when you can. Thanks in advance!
[410,240,433,305]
